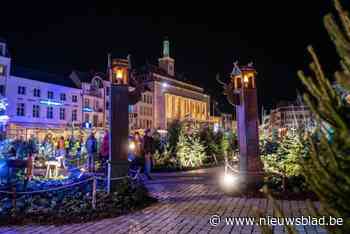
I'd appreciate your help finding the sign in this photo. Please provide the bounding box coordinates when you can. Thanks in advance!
[40,100,63,106]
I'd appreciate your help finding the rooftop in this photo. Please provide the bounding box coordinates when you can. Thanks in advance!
[12,66,79,88]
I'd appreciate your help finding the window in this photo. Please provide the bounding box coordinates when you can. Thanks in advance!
[33,105,40,118]
[18,86,26,95]
[0,85,5,96]
[33,88,41,97]
[59,108,65,120]
[72,95,78,103]
[60,93,66,101]
[106,87,110,96]
[85,113,90,122]
[94,100,99,110]
[72,109,77,121]
[47,107,53,119]
[47,91,54,99]
[0,64,5,76]
[16,103,25,116]
[93,115,98,127]
[84,98,89,108]
[106,101,109,110]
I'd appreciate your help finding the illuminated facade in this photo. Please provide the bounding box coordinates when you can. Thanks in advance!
[136,39,210,130]
[164,93,207,123]
[0,40,83,139]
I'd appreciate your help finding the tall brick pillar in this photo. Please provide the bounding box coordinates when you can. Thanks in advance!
[231,63,264,189]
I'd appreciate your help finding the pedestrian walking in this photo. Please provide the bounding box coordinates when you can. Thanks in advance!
[143,129,155,180]
[85,132,97,172]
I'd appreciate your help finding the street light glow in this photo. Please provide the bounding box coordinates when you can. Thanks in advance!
[162,82,168,88]
[219,172,238,192]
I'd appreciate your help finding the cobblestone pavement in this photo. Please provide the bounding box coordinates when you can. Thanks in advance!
[0,167,328,234]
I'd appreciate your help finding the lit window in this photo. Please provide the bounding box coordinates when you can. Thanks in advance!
[0,65,5,76]
[116,69,123,79]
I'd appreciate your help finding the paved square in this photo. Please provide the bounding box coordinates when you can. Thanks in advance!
[0,168,328,234]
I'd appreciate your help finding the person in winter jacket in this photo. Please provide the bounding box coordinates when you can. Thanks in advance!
[143,129,155,180]
[85,132,97,172]
[99,130,109,174]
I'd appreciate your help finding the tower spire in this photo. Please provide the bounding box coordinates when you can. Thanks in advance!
[163,38,170,57]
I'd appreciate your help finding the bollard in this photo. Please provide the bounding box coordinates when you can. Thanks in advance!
[92,177,96,209]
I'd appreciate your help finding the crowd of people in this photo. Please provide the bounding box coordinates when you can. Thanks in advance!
[2,128,158,180]
[131,129,156,180]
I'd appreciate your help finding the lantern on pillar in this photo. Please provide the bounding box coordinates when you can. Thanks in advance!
[107,54,149,193]
[218,62,264,194]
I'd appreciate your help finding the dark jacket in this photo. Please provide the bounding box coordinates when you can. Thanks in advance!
[143,136,155,154]
[86,136,97,153]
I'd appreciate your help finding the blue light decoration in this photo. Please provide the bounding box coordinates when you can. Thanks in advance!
[83,122,92,129]
[83,107,93,112]
[40,100,63,106]
[0,98,9,125]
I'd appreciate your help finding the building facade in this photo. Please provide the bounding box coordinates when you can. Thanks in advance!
[0,39,212,137]
[136,39,210,131]
[267,103,315,137]
[0,40,83,139]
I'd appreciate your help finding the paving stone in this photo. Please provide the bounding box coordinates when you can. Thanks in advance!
[0,167,327,234]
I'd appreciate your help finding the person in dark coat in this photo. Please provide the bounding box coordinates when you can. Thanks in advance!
[143,129,155,180]
[85,132,97,172]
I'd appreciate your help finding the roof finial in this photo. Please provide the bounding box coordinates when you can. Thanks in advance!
[231,61,241,76]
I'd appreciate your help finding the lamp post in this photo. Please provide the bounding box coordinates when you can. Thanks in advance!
[218,62,264,194]
[107,56,144,193]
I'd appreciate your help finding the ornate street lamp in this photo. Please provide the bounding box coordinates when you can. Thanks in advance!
[217,62,264,194]
[107,55,148,193]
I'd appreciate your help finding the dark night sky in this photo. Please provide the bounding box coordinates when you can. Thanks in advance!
[1,1,347,114]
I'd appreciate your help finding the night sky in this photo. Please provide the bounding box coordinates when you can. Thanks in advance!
[1,1,347,114]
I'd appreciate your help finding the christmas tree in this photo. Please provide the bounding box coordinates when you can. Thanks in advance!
[297,0,350,232]
[176,130,206,169]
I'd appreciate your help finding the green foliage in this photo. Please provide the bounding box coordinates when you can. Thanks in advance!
[167,120,183,155]
[176,131,206,168]
[260,133,307,192]
[0,179,156,225]
[297,1,350,233]
[153,146,177,170]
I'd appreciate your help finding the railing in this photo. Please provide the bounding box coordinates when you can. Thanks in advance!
[0,174,138,210]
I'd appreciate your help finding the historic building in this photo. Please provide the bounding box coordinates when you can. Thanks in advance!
[0,38,212,137]
[69,71,108,129]
[266,102,315,137]
[136,39,210,131]
[0,40,82,139]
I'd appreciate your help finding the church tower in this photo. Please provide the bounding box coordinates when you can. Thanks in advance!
[158,38,175,76]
